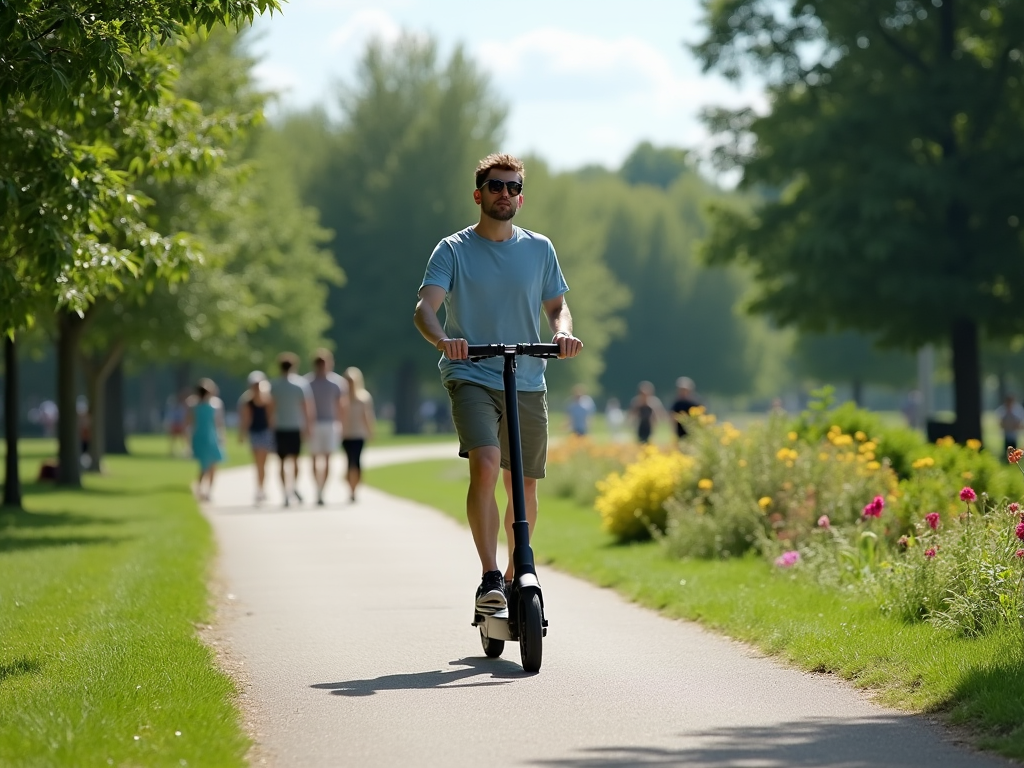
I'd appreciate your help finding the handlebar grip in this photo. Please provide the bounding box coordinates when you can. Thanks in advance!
[464,343,563,360]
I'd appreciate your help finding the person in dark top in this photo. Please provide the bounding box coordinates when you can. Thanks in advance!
[238,370,275,505]
[671,376,702,447]
[628,381,664,445]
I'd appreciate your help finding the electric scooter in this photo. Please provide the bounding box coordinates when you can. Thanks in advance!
[467,342,561,674]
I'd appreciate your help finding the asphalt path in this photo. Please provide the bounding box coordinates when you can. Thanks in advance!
[204,444,1016,768]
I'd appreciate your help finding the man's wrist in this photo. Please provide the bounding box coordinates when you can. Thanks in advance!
[553,330,572,339]
[436,338,447,351]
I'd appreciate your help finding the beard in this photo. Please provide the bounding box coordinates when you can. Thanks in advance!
[483,199,517,222]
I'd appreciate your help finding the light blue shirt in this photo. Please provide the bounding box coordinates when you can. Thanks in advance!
[420,225,569,391]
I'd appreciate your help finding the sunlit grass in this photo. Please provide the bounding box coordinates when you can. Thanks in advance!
[366,457,1024,760]
[0,439,248,767]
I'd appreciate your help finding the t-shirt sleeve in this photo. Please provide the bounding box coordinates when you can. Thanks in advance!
[541,239,569,301]
[420,239,455,293]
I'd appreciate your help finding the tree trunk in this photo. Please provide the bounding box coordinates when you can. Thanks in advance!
[851,378,864,408]
[951,317,983,443]
[57,313,87,487]
[393,359,420,435]
[82,341,125,474]
[3,335,22,509]
[104,358,128,454]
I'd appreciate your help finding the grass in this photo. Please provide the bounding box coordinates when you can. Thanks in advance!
[365,458,1024,761]
[0,438,248,768]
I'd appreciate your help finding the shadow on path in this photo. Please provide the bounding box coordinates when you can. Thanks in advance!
[311,657,524,697]
[532,718,1012,768]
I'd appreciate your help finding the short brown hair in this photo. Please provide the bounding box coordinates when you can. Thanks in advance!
[312,347,333,367]
[475,153,525,189]
[277,351,299,373]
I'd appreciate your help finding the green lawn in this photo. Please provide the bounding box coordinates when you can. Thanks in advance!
[0,438,248,768]
[365,458,1024,761]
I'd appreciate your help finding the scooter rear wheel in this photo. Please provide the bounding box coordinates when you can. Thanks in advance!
[480,628,504,658]
[519,593,543,672]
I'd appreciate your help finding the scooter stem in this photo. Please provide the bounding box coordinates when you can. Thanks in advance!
[502,349,536,579]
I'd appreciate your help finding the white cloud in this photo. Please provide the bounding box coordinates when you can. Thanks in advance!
[326,8,402,54]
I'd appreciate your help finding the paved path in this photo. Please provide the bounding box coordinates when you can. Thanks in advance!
[205,444,1015,768]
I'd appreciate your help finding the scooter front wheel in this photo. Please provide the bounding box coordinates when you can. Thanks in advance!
[519,593,543,672]
[480,628,504,658]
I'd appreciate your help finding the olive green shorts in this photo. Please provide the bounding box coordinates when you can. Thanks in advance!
[444,379,549,479]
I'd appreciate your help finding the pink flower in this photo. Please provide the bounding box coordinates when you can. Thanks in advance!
[1015,549,1024,559]
[1016,521,1024,541]
[774,550,800,568]
[960,487,977,503]
[924,547,937,559]
[924,512,940,530]
[1009,502,1021,515]
[862,495,884,518]
[817,515,831,529]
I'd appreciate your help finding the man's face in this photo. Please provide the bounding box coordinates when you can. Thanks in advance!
[474,169,523,222]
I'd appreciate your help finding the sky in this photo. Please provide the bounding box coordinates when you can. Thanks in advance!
[249,0,765,173]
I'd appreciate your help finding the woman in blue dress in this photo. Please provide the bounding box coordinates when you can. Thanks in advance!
[186,378,226,502]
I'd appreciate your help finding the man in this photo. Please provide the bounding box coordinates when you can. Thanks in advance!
[305,349,349,506]
[270,352,313,507]
[670,376,701,447]
[996,394,1024,458]
[566,384,596,437]
[413,152,583,616]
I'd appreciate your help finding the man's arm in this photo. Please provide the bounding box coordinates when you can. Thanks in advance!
[542,295,583,359]
[414,284,467,360]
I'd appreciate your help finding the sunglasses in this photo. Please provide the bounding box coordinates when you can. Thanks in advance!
[478,179,523,196]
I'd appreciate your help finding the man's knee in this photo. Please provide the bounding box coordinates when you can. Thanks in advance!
[468,446,501,484]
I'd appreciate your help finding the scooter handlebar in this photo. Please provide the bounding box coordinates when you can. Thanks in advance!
[467,343,561,360]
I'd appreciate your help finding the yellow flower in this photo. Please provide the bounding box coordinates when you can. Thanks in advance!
[819,452,830,461]
[855,431,867,441]
[688,405,706,416]
[966,439,982,451]
[961,471,973,480]
[833,434,853,446]
[866,461,881,470]
[859,441,877,453]
[698,478,714,491]
[936,435,955,447]
[738,459,747,467]
[758,496,772,509]
[787,431,798,441]
[912,456,935,469]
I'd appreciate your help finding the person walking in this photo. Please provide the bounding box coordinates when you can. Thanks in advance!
[269,352,313,507]
[238,370,275,505]
[305,350,349,506]
[566,384,596,437]
[629,381,665,445]
[340,366,375,503]
[996,394,1024,458]
[186,378,226,502]
[413,152,583,616]
[670,376,701,447]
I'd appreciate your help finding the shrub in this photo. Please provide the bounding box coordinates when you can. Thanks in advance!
[545,436,637,505]
[594,447,695,542]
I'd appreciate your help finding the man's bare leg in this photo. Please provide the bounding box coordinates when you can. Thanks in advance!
[466,446,502,573]
[502,471,538,583]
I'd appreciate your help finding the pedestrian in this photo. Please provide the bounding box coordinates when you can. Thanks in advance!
[628,381,665,445]
[237,370,275,505]
[340,366,375,503]
[605,397,625,442]
[186,378,226,502]
[996,393,1024,457]
[566,384,596,437]
[269,352,314,507]
[165,390,188,457]
[413,151,583,616]
[670,376,701,447]
[305,349,348,506]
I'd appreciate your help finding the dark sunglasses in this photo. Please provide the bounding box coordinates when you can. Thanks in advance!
[478,179,523,196]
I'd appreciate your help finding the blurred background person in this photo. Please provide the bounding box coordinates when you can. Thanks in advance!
[996,393,1024,457]
[670,376,701,447]
[164,390,188,457]
[340,366,375,503]
[238,370,275,505]
[186,378,226,502]
[566,384,596,437]
[270,352,314,507]
[605,397,625,442]
[306,349,348,506]
[628,381,665,445]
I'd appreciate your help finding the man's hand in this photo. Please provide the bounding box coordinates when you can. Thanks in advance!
[437,337,469,360]
[553,331,583,359]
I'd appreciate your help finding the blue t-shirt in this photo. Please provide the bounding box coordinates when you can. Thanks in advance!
[420,225,569,392]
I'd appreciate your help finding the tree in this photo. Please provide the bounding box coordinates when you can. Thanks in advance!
[694,0,1024,442]
[619,142,691,189]
[300,34,506,432]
